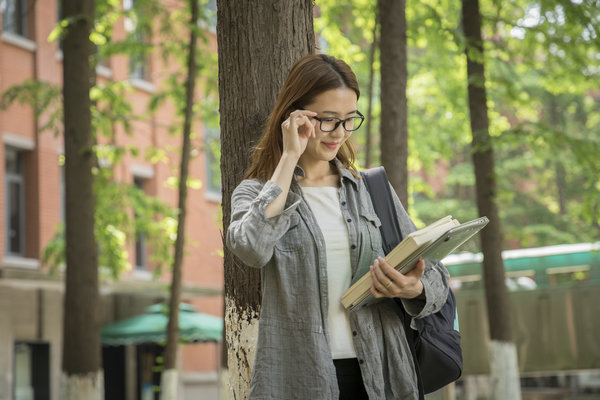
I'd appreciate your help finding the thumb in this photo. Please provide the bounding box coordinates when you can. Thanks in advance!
[406,258,425,278]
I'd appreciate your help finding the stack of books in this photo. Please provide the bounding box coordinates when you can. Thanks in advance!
[342,216,488,311]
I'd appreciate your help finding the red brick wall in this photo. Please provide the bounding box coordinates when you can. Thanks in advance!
[0,0,223,373]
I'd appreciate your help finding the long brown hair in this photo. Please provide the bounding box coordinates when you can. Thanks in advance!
[244,54,361,181]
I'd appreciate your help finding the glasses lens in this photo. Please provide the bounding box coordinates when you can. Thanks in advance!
[320,118,338,132]
[345,116,363,131]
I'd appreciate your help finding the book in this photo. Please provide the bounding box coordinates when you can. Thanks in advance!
[342,216,489,311]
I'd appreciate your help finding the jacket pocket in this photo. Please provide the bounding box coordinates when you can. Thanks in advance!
[360,211,382,252]
[273,212,303,253]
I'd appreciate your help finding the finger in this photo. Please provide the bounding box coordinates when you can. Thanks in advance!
[297,115,312,136]
[290,109,317,118]
[376,256,403,282]
[370,283,384,298]
[405,258,425,279]
[302,115,316,137]
[289,111,317,137]
[303,116,316,138]
[289,114,300,132]
[369,266,386,298]
[371,260,393,294]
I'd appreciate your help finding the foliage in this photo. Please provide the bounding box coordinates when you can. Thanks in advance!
[2,0,220,278]
[315,0,600,249]
[315,0,380,167]
[0,80,62,136]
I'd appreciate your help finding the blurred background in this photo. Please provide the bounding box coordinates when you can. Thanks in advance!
[0,0,598,399]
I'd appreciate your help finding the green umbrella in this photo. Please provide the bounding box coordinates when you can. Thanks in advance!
[101,302,223,345]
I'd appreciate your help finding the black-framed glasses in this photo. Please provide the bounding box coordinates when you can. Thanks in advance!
[313,111,365,132]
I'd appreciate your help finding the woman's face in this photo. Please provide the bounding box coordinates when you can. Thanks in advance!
[300,87,358,166]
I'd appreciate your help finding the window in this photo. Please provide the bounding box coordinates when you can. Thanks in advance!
[134,176,147,270]
[2,0,28,38]
[204,127,221,200]
[124,0,152,82]
[5,147,25,256]
[129,36,150,81]
[13,342,50,400]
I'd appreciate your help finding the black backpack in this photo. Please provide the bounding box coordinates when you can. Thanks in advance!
[361,167,463,397]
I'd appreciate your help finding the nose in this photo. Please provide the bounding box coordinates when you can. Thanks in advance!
[330,122,346,137]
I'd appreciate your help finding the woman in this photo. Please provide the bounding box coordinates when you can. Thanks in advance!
[227,54,449,400]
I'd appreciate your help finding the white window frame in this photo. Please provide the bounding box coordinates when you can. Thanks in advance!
[1,0,29,39]
[4,146,26,257]
[3,133,36,266]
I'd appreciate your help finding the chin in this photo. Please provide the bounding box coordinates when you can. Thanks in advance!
[318,151,338,162]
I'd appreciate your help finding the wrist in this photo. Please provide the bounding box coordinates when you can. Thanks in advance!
[415,281,425,300]
[280,151,300,166]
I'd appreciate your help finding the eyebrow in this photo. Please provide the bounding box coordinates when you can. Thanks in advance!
[320,110,358,116]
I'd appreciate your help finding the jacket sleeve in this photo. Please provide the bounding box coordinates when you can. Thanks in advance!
[388,183,450,318]
[226,179,302,268]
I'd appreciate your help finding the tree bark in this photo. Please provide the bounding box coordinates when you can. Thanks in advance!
[365,16,378,169]
[217,1,314,398]
[548,95,567,215]
[461,0,521,398]
[61,0,103,398]
[378,0,408,208]
[161,1,199,399]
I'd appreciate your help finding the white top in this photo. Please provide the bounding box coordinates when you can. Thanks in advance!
[301,186,356,359]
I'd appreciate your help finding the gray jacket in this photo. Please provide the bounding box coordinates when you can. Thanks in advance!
[227,162,450,400]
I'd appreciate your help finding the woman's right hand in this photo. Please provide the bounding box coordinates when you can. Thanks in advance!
[280,110,318,160]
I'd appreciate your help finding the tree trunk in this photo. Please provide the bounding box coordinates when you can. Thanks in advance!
[365,16,378,169]
[548,95,567,215]
[378,0,408,208]
[216,1,314,398]
[160,1,199,399]
[461,0,522,398]
[61,0,103,398]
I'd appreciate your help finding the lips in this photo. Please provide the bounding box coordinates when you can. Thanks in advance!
[322,142,339,150]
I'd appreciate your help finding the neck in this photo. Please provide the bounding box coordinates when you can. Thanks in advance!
[297,158,339,187]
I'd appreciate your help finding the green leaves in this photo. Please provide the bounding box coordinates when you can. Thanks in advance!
[316,0,600,247]
[4,0,221,279]
[0,80,63,136]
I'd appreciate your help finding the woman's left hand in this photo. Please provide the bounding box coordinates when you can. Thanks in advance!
[370,257,425,299]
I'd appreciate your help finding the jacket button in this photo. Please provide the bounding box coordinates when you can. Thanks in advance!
[352,331,357,336]
[346,218,352,223]
[341,201,346,206]
[351,244,356,249]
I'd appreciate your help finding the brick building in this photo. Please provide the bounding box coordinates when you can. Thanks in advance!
[1,1,223,399]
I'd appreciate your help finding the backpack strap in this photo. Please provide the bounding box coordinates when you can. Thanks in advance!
[360,167,403,254]
[360,167,425,400]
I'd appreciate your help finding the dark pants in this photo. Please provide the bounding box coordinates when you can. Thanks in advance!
[334,358,369,400]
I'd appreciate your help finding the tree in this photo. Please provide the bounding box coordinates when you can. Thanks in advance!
[365,13,378,168]
[314,1,380,169]
[216,1,315,397]
[378,0,409,207]
[1,1,180,281]
[160,1,200,399]
[60,0,104,398]
[461,0,521,398]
